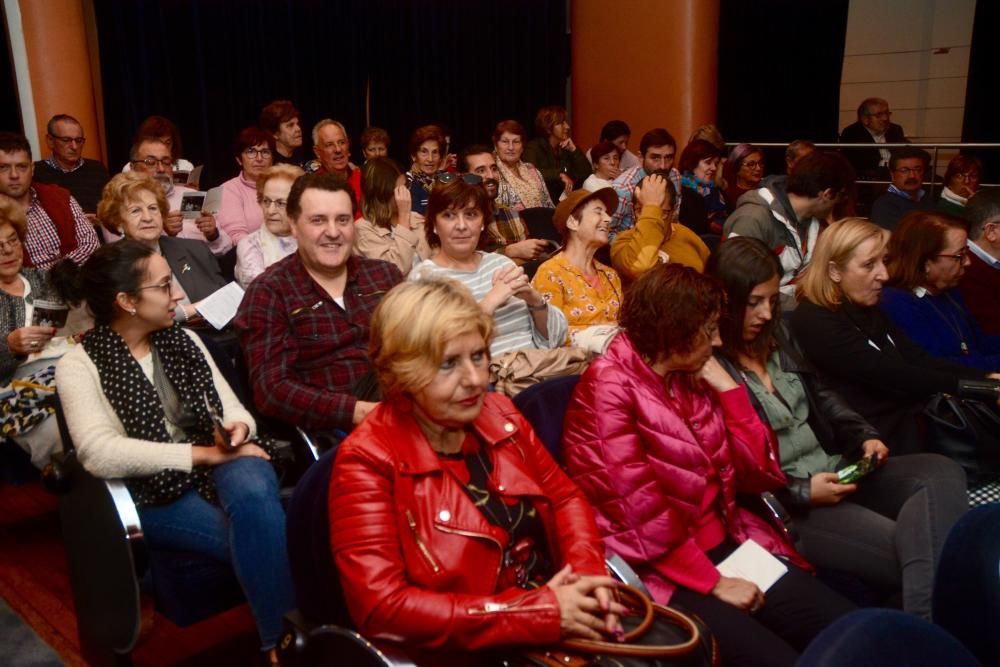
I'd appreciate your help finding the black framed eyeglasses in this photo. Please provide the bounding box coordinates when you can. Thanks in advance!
[434,173,483,186]
[131,157,174,168]
[49,135,86,146]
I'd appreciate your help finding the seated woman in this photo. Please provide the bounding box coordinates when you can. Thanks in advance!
[216,127,275,243]
[409,179,567,357]
[523,105,592,203]
[0,199,88,467]
[405,124,448,215]
[359,126,390,163]
[531,188,622,344]
[708,236,967,619]
[98,172,228,324]
[937,155,982,218]
[723,144,765,214]
[235,164,303,287]
[581,141,620,192]
[55,241,293,663]
[790,217,1000,452]
[562,263,855,667]
[493,120,555,211]
[329,278,621,664]
[611,172,710,279]
[356,157,430,274]
[881,210,1000,371]
[678,139,726,236]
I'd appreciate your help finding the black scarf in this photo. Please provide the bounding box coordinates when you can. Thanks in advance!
[83,324,223,508]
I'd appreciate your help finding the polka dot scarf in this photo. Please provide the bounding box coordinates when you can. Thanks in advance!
[83,324,222,508]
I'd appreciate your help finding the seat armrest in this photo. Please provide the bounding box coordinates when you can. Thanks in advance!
[605,551,653,598]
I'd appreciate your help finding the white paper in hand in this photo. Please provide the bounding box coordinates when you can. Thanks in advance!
[202,186,224,215]
[194,282,245,330]
[716,539,788,593]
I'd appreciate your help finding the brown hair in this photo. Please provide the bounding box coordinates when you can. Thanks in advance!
[943,155,982,188]
[360,126,390,150]
[424,179,493,249]
[678,139,722,175]
[234,126,276,159]
[0,196,27,242]
[886,210,970,290]
[258,100,300,134]
[408,125,445,161]
[134,116,183,160]
[492,120,527,145]
[534,105,568,138]
[796,217,887,309]
[255,164,305,203]
[97,172,169,235]
[361,157,404,228]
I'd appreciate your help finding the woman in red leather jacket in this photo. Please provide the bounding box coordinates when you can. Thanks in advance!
[328,278,624,663]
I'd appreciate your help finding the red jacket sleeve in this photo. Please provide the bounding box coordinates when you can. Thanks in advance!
[717,386,787,494]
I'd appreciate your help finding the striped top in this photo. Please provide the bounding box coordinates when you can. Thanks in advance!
[409,252,568,356]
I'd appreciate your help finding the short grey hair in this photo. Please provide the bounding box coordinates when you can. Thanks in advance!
[857,97,888,120]
[785,139,814,163]
[966,189,1000,241]
[311,118,348,146]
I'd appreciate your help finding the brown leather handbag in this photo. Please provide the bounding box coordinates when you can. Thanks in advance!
[521,585,719,667]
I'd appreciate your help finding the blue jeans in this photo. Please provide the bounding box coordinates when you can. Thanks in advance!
[138,457,294,649]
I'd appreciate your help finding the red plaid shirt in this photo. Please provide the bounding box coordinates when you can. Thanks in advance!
[24,187,99,269]
[234,252,402,430]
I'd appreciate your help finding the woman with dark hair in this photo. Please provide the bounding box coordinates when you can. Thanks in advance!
[492,120,554,211]
[258,100,303,166]
[581,141,620,192]
[360,127,390,162]
[409,179,566,356]
[586,119,640,171]
[523,105,592,203]
[677,139,726,236]
[723,144,766,214]
[708,236,967,620]
[938,155,982,218]
[405,124,448,215]
[357,157,430,274]
[55,240,293,664]
[216,127,276,243]
[563,263,855,666]
[881,210,1000,370]
[790,218,1000,452]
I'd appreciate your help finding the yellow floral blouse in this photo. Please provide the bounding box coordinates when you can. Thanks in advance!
[531,252,623,344]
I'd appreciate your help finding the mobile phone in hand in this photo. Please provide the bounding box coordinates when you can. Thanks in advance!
[837,454,877,484]
[203,391,234,449]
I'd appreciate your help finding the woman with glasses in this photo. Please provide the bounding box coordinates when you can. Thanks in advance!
[562,263,855,667]
[357,157,430,274]
[723,144,766,215]
[216,127,276,244]
[98,173,227,325]
[235,164,304,287]
[938,155,983,219]
[880,210,1000,371]
[55,240,293,665]
[492,120,555,212]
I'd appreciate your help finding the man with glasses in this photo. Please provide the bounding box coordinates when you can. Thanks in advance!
[32,114,110,214]
[128,138,232,256]
[0,132,98,269]
[961,190,1000,335]
[724,151,855,308]
[840,98,909,181]
[871,148,932,231]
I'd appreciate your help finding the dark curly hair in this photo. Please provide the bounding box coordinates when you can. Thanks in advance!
[620,263,725,361]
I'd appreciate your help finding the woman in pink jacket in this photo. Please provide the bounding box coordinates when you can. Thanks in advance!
[562,264,855,667]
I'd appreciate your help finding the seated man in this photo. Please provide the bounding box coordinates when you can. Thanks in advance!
[32,114,110,215]
[234,173,402,432]
[459,145,551,264]
[960,189,1000,335]
[608,128,680,239]
[871,147,932,231]
[840,97,908,180]
[0,132,98,269]
[309,119,362,210]
[128,138,233,256]
[785,140,815,174]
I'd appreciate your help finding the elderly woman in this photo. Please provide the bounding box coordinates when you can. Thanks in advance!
[531,188,622,343]
[880,210,1000,370]
[708,236,967,620]
[329,279,621,664]
[99,172,227,324]
[562,263,855,666]
[409,179,567,357]
[938,155,983,218]
[357,157,430,274]
[678,139,726,236]
[581,141,620,192]
[523,105,592,203]
[790,217,1000,452]
[405,124,448,215]
[724,144,765,214]
[55,241,293,663]
[0,199,87,467]
[234,164,303,287]
[493,120,555,211]
[216,127,275,243]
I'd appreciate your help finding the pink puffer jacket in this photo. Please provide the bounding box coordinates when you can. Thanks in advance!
[562,333,810,603]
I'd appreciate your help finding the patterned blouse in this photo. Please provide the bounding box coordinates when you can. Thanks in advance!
[531,252,623,344]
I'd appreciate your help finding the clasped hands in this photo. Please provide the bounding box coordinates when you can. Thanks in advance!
[547,564,627,641]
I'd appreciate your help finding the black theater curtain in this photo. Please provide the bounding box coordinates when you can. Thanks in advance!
[0,15,22,134]
[92,0,568,187]
[962,0,1000,182]
[717,0,849,146]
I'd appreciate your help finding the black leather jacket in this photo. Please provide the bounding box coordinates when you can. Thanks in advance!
[717,322,880,512]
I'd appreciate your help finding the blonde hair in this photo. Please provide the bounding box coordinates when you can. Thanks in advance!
[97,172,169,235]
[370,278,494,399]
[796,217,888,309]
[256,163,305,202]
[0,196,27,242]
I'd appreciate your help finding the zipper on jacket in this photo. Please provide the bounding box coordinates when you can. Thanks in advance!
[434,524,505,578]
[466,591,556,615]
[406,510,440,573]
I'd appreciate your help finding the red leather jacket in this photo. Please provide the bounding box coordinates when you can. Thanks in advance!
[329,392,606,653]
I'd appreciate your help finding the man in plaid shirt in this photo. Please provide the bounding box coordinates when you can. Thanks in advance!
[0,132,98,269]
[608,128,681,241]
[234,173,401,432]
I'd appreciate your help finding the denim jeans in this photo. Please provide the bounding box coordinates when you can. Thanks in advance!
[138,456,294,649]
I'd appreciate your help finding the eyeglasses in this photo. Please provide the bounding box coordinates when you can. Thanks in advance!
[244,148,273,159]
[936,248,969,262]
[261,197,288,210]
[0,235,21,251]
[893,166,924,176]
[136,278,173,293]
[867,111,892,119]
[49,135,85,146]
[741,160,764,170]
[435,173,483,186]
[958,172,980,181]
[131,157,174,169]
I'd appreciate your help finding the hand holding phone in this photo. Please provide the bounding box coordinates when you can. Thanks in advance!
[203,391,234,450]
[837,454,878,485]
